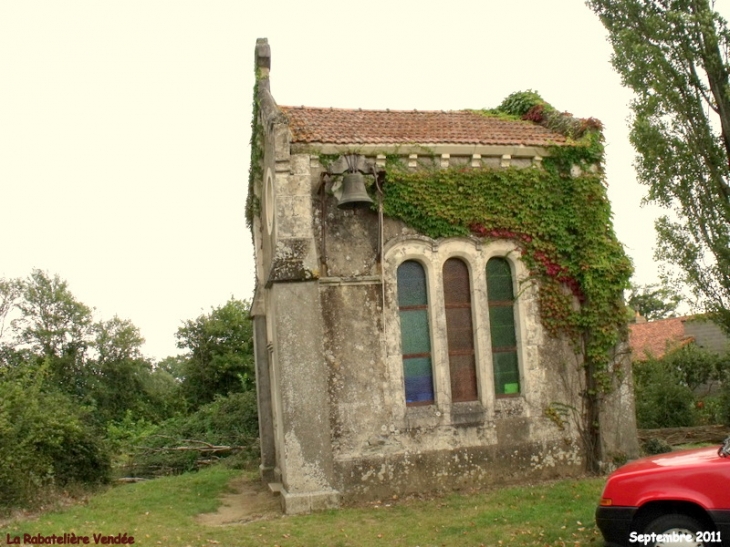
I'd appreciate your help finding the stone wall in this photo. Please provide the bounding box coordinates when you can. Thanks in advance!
[307,152,593,501]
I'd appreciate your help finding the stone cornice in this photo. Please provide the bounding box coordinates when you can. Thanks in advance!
[290,143,552,158]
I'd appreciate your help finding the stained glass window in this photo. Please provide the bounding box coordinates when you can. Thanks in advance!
[443,258,478,402]
[397,260,434,405]
[487,258,520,395]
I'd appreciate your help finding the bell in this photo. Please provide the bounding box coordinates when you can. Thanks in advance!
[337,173,374,209]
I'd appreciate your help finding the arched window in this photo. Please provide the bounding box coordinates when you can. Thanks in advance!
[487,257,520,395]
[397,260,434,405]
[442,258,478,402]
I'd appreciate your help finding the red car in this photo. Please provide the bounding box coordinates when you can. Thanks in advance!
[596,442,730,546]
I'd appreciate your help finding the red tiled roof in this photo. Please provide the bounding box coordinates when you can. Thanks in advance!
[629,316,694,361]
[280,106,568,147]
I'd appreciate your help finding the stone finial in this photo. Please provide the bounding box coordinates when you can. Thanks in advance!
[256,38,271,76]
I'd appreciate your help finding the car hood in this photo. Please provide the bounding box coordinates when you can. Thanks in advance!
[614,446,721,474]
[602,446,730,509]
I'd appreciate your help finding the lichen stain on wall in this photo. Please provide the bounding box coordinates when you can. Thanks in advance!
[529,442,583,471]
[284,430,332,493]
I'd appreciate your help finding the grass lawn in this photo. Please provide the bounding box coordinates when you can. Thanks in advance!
[0,466,606,547]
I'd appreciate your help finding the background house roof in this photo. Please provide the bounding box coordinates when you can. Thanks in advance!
[280,106,568,147]
[629,316,694,361]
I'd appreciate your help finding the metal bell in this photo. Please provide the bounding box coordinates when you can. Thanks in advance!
[337,173,374,209]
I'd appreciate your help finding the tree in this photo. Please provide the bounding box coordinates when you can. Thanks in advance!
[587,0,730,333]
[0,278,21,345]
[627,282,682,320]
[92,316,145,364]
[156,354,187,382]
[175,298,254,409]
[87,316,154,423]
[0,270,178,424]
[14,270,93,396]
[15,270,93,358]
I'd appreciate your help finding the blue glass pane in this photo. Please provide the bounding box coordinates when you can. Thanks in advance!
[400,309,431,355]
[397,261,427,307]
[487,258,514,301]
[404,362,434,403]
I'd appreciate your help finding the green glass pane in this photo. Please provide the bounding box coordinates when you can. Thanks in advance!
[397,260,427,307]
[487,258,514,301]
[403,357,433,378]
[489,305,517,348]
[493,351,520,394]
[400,309,431,355]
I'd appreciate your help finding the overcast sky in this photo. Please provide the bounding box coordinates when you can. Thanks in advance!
[0,1,689,360]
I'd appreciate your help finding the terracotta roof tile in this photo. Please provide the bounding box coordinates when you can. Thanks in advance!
[629,316,694,361]
[279,106,568,147]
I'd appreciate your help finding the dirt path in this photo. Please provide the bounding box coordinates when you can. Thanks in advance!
[196,475,282,526]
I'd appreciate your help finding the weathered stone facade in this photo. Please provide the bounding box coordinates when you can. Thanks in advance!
[249,38,639,514]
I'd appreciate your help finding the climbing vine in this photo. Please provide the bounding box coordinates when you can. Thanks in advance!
[246,75,264,231]
[382,91,632,397]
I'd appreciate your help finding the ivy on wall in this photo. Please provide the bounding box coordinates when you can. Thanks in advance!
[246,75,265,231]
[382,91,633,395]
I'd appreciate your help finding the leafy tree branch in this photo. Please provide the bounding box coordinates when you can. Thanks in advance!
[587,0,730,332]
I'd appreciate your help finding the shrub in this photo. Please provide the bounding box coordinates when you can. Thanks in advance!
[643,437,673,455]
[695,396,722,425]
[635,379,695,428]
[0,366,110,511]
[497,90,549,117]
[127,390,259,477]
[718,382,730,427]
[634,346,730,429]
[663,345,725,393]
[634,359,695,428]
